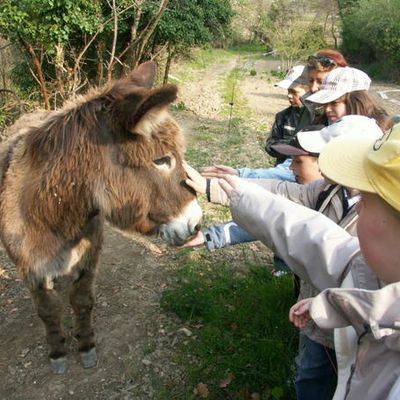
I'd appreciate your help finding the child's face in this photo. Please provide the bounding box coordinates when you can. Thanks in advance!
[308,70,329,93]
[356,192,400,283]
[290,155,322,184]
[287,86,307,107]
[324,99,347,123]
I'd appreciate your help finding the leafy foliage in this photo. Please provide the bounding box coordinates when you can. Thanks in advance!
[341,0,400,79]
[0,0,233,108]
[0,0,101,51]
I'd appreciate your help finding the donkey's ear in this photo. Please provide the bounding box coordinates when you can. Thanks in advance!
[127,84,178,136]
[128,61,157,88]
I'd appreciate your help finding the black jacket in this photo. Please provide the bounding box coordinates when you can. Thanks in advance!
[265,105,302,164]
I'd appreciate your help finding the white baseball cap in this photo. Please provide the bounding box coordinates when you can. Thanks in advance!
[275,65,308,89]
[306,67,371,104]
[297,115,383,154]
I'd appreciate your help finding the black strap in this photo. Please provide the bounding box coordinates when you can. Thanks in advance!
[315,184,352,219]
[314,184,339,211]
[206,179,211,202]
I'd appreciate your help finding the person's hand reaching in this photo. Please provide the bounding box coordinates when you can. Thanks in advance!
[183,162,207,194]
[178,230,205,248]
[218,174,246,199]
[201,165,239,178]
[289,298,313,329]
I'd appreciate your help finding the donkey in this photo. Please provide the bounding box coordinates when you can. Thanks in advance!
[0,61,202,373]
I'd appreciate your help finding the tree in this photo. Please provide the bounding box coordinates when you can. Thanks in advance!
[0,0,172,108]
[340,0,400,78]
[263,0,328,68]
[153,0,234,83]
[0,0,233,108]
[0,0,103,108]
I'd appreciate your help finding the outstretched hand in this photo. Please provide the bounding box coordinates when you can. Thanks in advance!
[289,298,313,329]
[201,165,239,178]
[178,230,205,248]
[218,174,245,199]
[183,162,207,194]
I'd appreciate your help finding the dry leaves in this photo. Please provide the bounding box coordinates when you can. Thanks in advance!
[219,372,235,388]
[194,382,209,397]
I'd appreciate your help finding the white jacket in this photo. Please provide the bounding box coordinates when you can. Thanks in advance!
[228,181,400,400]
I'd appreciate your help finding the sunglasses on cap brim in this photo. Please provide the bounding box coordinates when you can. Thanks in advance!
[307,55,337,69]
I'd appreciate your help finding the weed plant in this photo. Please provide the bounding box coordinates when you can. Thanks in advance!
[161,259,298,399]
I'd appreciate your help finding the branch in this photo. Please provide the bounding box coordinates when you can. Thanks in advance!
[18,37,50,110]
[106,0,119,82]
[118,0,169,68]
[71,3,138,92]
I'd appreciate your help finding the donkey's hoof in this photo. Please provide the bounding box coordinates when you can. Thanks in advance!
[80,347,97,369]
[50,356,67,374]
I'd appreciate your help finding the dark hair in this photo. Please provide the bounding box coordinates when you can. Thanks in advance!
[308,49,349,72]
[342,91,393,131]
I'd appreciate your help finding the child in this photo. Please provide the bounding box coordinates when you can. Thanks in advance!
[265,65,309,166]
[306,66,393,131]
[216,124,400,400]
[202,49,349,181]
[184,116,383,399]
[296,49,349,131]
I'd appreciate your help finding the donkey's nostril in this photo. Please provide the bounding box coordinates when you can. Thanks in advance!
[194,224,201,232]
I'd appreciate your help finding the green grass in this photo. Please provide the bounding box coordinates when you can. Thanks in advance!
[160,259,298,399]
[172,47,233,82]
[228,42,267,54]
[221,67,250,119]
[158,45,294,399]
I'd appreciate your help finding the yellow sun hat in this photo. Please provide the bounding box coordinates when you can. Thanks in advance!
[319,123,400,211]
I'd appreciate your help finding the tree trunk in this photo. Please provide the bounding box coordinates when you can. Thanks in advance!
[96,41,105,85]
[106,0,118,82]
[163,43,173,84]
[54,43,65,108]
[20,39,50,110]
[123,0,169,71]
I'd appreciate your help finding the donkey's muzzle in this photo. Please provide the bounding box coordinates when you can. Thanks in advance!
[158,199,202,246]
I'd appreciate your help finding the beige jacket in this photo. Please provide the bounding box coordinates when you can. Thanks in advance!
[210,178,359,347]
[228,181,399,400]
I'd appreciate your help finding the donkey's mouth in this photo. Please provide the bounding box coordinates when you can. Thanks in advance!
[157,220,201,247]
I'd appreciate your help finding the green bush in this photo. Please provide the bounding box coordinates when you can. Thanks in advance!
[341,0,400,80]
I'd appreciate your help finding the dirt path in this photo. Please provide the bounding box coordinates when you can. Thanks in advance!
[1,54,399,400]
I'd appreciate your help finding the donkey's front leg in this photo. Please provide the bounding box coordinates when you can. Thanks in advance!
[30,283,67,374]
[69,262,98,369]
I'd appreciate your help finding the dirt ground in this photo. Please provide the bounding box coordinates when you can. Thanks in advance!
[1,55,399,400]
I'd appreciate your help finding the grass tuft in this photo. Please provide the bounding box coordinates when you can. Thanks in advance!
[161,261,298,399]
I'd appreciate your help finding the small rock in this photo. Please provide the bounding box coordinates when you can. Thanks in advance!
[178,327,192,337]
[142,358,151,366]
[20,348,30,358]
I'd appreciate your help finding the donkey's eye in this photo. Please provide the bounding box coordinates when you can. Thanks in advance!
[154,156,172,167]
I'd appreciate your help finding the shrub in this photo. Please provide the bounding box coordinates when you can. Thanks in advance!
[341,0,400,80]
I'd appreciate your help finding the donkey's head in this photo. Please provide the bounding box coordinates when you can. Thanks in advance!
[90,61,202,246]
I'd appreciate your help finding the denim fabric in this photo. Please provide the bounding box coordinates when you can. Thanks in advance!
[203,221,255,250]
[237,159,295,181]
[295,335,337,400]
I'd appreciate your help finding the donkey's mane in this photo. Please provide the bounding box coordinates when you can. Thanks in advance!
[19,79,181,169]
[24,95,105,165]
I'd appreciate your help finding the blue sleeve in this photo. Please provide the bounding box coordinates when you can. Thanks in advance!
[237,159,295,181]
[203,221,256,250]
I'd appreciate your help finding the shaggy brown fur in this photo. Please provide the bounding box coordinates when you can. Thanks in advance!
[0,61,201,373]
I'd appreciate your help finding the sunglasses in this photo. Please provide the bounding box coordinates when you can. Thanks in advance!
[307,55,337,69]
